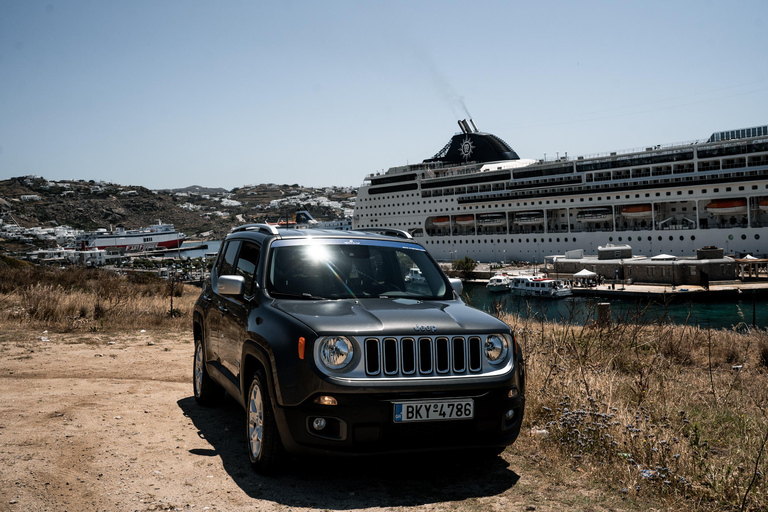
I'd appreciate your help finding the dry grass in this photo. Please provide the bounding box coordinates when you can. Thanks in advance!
[3,264,767,509]
[0,265,195,332]
[507,300,768,511]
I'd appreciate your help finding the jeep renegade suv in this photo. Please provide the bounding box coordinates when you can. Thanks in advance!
[192,225,525,473]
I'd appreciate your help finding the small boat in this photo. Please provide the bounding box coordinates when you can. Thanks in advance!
[486,272,511,292]
[454,214,476,226]
[510,276,572,298]
[477,213,506,226]
[620,204,654,218]
[577,207,612,222]
[513,211,545,225]
[431,216,450,227]
[706,199,747,215]
[758,198,768,212]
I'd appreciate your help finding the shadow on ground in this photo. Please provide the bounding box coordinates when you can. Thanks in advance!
[178,395,520,508]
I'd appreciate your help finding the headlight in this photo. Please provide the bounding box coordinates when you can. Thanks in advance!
[484,334,509,364]
[318,336,354,370]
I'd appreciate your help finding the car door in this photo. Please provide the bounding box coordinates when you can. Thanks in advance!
[218,240,261,383]
[208,240,241,374]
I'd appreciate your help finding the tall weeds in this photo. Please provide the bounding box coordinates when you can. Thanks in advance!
[0,265,195,332]
[506,301,768,511]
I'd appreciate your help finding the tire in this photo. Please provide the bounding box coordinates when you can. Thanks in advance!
[193,336,222,406]
[246,370,282,473]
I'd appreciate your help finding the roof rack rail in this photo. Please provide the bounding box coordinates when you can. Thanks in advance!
[358,228,413,240]
[231,223,280,235]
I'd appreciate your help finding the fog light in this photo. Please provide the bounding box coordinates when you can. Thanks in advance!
[505,409,515,420]
[508,388,519,398]
[313,417,327,430]
[314,395,338,406]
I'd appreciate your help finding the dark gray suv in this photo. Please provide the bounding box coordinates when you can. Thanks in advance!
[193,225,525,473]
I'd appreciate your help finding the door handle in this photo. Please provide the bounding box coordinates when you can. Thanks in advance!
[217,305,228,314]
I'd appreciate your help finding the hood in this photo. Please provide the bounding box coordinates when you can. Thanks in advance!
[272,298,509,336]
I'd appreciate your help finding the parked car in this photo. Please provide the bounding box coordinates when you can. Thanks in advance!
[193,225,525,473]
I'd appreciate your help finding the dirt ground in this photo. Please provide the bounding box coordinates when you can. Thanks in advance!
[0,327,660,512]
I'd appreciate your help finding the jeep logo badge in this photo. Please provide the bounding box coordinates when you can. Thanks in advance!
[414,325,437,332]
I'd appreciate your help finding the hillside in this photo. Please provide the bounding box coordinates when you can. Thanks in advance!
[0,176,356,250]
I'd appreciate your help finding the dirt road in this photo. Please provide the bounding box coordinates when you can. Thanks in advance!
[0,327,646,512]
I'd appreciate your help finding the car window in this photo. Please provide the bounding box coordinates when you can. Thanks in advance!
[267,239,449,300]
[235,242,260,295]
[219,240,241,277]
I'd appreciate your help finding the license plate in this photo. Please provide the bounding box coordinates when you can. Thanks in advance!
[393,399,474,423]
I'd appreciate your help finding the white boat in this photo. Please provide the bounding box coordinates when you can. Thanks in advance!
[478,213,506,226]
[486,272,511,292]
[70,220,185,252]
[514,211,545,225]
[354,120,768,260]
[510,276,572,298]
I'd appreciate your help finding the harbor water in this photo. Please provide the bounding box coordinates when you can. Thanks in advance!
[462,281,768,330]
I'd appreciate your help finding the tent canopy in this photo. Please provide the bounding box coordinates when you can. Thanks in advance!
[574,269,597,277]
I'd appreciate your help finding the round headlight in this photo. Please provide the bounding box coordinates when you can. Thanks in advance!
[484,334,509,364]
[318,336,354,370]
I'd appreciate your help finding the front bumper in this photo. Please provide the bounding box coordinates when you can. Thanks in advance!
[272,384,525,456]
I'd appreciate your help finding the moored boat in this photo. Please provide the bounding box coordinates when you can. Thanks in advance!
[486,272,511,292]
[70,220,185,252]
[510,276,572,298]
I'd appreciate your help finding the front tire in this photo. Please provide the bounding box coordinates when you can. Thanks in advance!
[193,336,222,406]
[246,370,282,473]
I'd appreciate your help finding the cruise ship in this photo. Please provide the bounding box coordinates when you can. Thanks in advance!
[70,220,186,252]
[353,120,768,262]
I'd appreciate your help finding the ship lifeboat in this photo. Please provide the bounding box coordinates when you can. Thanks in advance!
[513,210,544,225]
[705,199,747,215]
[430,216,450,227]
[477,213,506,226]
[759,198,768,212]
[620,204,654,219]
[454,215,476,227]
[577,207,612,222]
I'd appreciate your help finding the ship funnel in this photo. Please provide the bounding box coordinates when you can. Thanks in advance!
[458,119,470,134]
[469,119,478,132]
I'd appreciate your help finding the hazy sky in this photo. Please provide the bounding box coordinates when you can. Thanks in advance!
[2,1,767,190]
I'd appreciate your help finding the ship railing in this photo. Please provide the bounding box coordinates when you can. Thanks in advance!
[572,138,706,161]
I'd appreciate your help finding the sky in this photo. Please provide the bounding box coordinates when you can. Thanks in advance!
[1,0,767,191]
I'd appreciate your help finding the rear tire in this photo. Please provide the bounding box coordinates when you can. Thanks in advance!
[246,370,282,473]
[193,336,222,406]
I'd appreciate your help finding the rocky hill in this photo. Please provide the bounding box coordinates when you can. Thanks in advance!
[0,176,356,251]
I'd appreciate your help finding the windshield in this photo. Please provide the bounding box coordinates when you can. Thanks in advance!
[266,239,450,300]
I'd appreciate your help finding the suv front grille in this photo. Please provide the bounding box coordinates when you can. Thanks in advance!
[364,336,483,377]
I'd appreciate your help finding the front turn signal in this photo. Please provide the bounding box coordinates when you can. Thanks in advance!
[298,337,306,360]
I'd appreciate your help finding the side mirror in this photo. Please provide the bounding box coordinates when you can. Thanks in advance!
[449,277,463,296]
[217,275,246,296]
